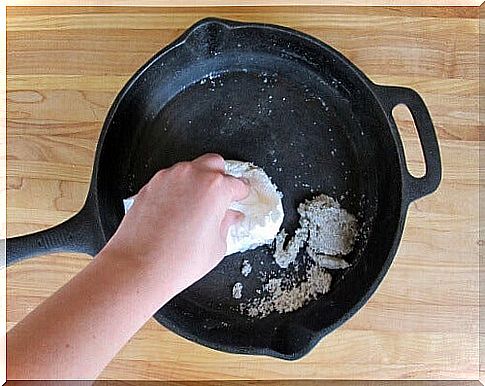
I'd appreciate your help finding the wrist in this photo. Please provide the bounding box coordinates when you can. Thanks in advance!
[96,245,180,308]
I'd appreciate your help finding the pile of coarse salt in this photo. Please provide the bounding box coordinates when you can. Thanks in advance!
[239,194,358,319]
[239,264,332,318]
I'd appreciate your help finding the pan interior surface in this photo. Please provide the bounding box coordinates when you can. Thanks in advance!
[97,21,403,357]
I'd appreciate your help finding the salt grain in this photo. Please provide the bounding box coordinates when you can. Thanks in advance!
[240,265,332,318]
[232,282,243,299]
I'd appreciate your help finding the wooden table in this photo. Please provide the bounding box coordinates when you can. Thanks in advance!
[6,6,480,380]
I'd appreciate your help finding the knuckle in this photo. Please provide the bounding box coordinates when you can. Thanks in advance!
[210,172,224,185]
[137,185,148,198]
[173,161,193,175]
[205,153,224,163]
[196,153,225,168]
[207,172,225,192]
[138,179,154,197]
[151,169,167,183]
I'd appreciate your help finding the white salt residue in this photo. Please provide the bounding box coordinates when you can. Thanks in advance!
[240,265,332,318]
[232,282,243,299]
[237,194,358,319]
[273,228,307,269]
[273,194,357,269]
[241,259,252,277]
[300,194,357,257]
[263,277,283,294]
[208,72,220,80]
[306,247,350,270]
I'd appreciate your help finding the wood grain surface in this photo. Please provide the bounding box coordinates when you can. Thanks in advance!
[92,383,482,386]
[6,6,480,381]
[5,1,483,7]
[480,5,484,384]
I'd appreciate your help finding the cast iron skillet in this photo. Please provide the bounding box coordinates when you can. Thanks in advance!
[7,18,441,360]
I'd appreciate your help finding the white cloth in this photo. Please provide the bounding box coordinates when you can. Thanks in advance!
[123,160,284,256]
[224,160,284,255]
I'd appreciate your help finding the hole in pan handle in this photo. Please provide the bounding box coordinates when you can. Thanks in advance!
[5,196,105,267]
[374,84,442,204]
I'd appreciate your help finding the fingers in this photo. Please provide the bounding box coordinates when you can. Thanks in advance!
[224,175,250,202]
[193,153,225,172]
[193,153,249,201]
[220,209,245,239]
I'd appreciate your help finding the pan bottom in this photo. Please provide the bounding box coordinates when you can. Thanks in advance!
[125,68,378,328]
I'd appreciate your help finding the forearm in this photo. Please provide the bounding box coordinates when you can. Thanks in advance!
[6,154,247,380]
[7,249,175,380]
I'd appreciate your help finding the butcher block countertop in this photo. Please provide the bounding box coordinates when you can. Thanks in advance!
[6,6,480,381]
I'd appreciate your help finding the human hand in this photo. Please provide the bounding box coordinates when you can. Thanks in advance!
[100,153,249,296]
[7,155,249,380]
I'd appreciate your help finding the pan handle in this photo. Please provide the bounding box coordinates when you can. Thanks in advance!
[6,198,105,267]
[374,85,442,204]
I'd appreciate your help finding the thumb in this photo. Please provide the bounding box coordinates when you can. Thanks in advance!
[220,209,245,239]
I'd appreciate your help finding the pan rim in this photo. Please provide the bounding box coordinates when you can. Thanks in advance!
[91,17,410,360]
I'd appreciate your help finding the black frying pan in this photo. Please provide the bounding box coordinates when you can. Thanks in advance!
[7,18,441,360]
